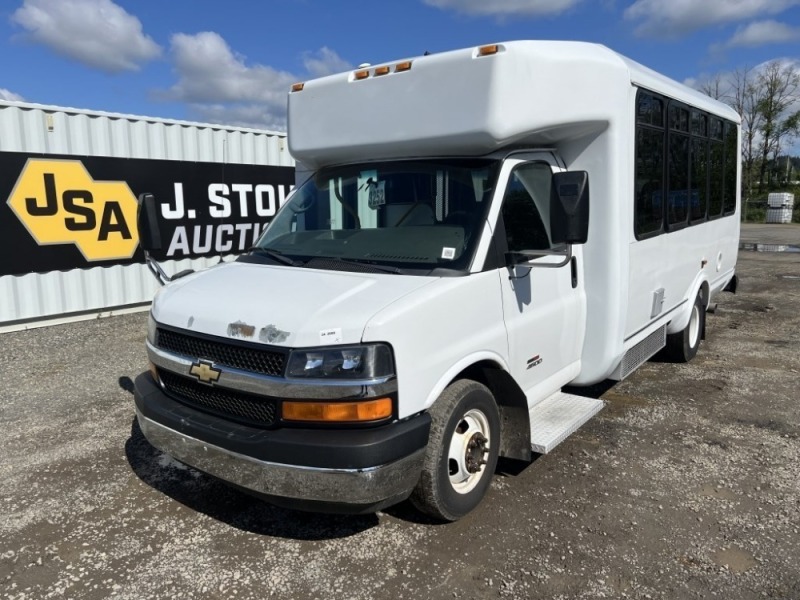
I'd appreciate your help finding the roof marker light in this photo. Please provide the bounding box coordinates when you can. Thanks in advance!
[291,82,305,92]
[477,44,500,56]
[394,61,412,72]
[354,69,370,80]
[374,66,391,76]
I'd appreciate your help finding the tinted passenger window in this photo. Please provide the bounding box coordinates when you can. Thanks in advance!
[637,94,664,127]
[668,105,690,228]
[709,138,724,218]
[692,111,707,137]
[635,127,664,236]
[690,137,708,222]
[723,123,737,215]
[635,90,737,237]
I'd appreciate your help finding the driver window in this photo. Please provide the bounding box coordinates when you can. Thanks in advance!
[501,163,554,252]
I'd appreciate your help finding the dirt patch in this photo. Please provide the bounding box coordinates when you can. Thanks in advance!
[712,547,758,574]
[698,485,737,500]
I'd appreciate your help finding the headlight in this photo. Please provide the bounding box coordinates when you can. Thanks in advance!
[286,344,394,380]
[147,313,157,344]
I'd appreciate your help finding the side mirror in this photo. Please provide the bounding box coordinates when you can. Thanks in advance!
[550,171,589,245]
[137,193,162,252]
[137,193,186,286]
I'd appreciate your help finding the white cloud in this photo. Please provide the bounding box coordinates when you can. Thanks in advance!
[162,32,352,130]
[189,104,285,131]
[0,88,25,102]
[624,0,800,38]
[165,32,294,108]
[11,0,161,73]
[302,47,352,78]
[724,20,800,48]
[422,0,582,17]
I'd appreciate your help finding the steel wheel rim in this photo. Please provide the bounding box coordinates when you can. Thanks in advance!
[689,303,700,348]
[447,408,491,494]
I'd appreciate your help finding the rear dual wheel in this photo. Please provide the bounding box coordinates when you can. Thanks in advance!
[411,379,500,521]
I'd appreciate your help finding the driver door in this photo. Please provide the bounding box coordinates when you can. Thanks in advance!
[493,155,586,406]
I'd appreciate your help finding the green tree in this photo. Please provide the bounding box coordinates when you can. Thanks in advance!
[754,61,800,192]
[728,66,764,215]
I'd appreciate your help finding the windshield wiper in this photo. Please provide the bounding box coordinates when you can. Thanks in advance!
[248,247,302,267]
[306,257,404,274]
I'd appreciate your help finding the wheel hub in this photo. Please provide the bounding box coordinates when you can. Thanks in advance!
[448,408,492,494]
[465,432,489,473]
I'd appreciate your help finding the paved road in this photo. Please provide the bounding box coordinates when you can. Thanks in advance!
[740,222,800,245]
[2,231,799,599]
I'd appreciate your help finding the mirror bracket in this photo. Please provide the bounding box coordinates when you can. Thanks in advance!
[144,251,173,286]
[137,193,194,286]
[506,245,572,279]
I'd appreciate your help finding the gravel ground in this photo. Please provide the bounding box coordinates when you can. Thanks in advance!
[1,238,799,600]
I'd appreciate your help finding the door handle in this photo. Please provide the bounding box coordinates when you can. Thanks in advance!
[571,256,578,289]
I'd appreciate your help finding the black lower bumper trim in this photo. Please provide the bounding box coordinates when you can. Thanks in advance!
[134,372,430,470]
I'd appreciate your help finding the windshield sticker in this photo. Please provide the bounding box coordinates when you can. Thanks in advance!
[441,247,456,260]
[319,327,343,345]
[368,180,386,209]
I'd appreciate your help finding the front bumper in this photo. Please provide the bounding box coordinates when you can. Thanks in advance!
[134,372,430,512]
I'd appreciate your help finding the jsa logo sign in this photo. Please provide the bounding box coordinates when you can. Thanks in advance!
[7,159,138,261]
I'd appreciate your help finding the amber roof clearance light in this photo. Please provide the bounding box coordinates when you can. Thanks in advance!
[477,44,500,57]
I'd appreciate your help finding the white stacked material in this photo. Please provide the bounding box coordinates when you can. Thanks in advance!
[768,192,795,208]
[766,207,793,223]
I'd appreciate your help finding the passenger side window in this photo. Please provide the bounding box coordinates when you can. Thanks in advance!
[501,163,553,252]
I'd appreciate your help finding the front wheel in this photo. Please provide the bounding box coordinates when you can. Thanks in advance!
[665,289,705,362]
[410,379,500,521]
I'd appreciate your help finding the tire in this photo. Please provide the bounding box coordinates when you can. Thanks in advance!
[665,289,705,363]
[410,379,500,521]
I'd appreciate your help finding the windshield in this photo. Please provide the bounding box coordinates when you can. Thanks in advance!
[253,159,500,274]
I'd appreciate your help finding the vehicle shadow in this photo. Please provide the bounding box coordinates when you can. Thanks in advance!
[120,376,613,532]
[124,417,379,541]
[563,379,618,399]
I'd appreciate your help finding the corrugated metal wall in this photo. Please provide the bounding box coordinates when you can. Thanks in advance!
[0,101,293,164]
[0,100,294,331]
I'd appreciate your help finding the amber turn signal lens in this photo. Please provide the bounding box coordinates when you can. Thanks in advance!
[477,44,500,56]
[283,398,392,423]
[291,82,305,92]
[148,361,159,383]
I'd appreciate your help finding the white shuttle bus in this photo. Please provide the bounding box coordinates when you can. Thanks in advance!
[134,41,740,521]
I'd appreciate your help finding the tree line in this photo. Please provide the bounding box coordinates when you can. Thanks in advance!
[699,61,800,215]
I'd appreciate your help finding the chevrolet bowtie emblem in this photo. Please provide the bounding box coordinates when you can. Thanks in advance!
[189,359,221,385]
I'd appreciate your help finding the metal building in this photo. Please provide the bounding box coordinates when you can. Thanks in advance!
[0,99,294,332]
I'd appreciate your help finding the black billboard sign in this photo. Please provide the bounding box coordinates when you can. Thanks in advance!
[0,151,294,276]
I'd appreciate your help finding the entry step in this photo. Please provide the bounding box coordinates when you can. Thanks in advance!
[529,392,604,454]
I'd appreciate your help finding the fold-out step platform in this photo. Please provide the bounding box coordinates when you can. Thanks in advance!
[529,392,604,454]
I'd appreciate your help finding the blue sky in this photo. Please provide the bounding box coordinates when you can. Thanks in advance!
[1,0,800,132]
